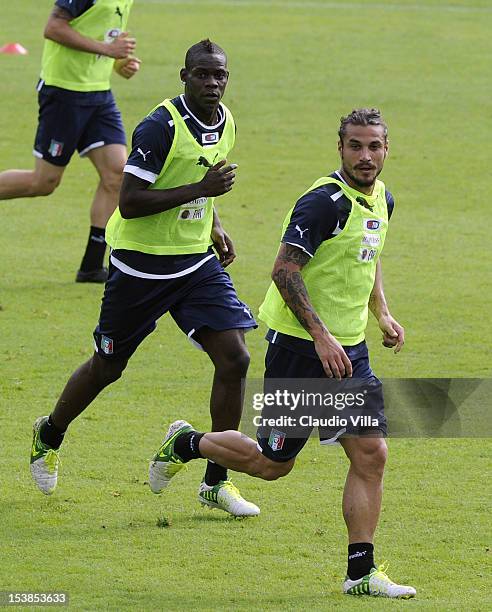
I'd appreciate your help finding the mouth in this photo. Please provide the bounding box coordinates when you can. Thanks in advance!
[356,166,375,172]
[204,92,220,100]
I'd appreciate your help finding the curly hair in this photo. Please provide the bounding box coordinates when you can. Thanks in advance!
[338,108,388,141]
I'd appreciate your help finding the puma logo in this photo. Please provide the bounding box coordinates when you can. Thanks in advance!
[348,551,367,560]
[197,156,212,168]
[295,225,309,239]
[137,148,151,162]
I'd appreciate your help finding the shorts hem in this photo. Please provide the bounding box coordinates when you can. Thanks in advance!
[186,323,258,351]
[191,322,258,335]
[256,440,298,463]
[33,150,68,167]
[335,426,387,439]
[79,141,105,157]
[79,139,126,157]
[319,427,347,445]
[93,346,133,361]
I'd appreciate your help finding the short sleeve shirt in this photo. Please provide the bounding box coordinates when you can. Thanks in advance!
[55,0,96,18]
[39,1,111,103]
[123,95,227,184]
[267,172,395,356]
[112,95,228,276]
[281,172,394,258]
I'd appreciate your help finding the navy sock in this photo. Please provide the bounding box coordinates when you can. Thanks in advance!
[347,543,375,580]
[204,460,227,486]
[39,415,66,450]
[173,430,204,462]
[79,226,106,272]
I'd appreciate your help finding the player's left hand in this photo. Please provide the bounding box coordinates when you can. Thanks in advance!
[114,56,141,79]
[378,314,405,353]
[211,225,236,267]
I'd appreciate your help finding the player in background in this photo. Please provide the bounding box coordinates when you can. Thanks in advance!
[30,40,260,517]
[0,0,140,283]
[148,109,416,598]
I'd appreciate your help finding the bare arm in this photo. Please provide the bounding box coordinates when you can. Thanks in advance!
[44,7,136,59]
[369,260,405,353]
[211,208,236,267]
[271,243,352,378]
[119,160,237,219]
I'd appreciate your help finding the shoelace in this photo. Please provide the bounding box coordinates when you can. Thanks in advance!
[370,562,392,579]
[222,480,241,499]
[167,461,187,476]
[369,563,397,594]
[44,449,60,474]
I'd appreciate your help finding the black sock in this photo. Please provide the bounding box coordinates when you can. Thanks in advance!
[79,226,107,272]
[347,543,375,580]
[204,460,227,486]
[39,415,66,450]
[173,430,204,462]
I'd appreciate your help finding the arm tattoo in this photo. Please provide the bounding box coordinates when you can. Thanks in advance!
[276,243,311,267]
[272,245,325,335]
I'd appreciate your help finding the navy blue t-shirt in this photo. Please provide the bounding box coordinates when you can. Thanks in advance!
[281,171,394,257]
[267,171,395,357]
[55,0,95,17]
[111,95,228,277]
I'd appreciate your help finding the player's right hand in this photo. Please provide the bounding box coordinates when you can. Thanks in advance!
[106,32,136,59]
[199,160,237,197]
[314,333,353,380]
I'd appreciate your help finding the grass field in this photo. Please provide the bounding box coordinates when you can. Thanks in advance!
[1,0,491,610]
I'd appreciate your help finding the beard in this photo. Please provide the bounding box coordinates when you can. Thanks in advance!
[342,163,381,189]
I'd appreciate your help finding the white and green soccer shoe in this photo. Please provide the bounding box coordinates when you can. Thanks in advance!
[149,420,193,494]
[343,563,416,599]
[198,480,260,517]
[30,416,60,495]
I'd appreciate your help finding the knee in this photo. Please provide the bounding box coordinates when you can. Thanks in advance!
[351,439,387,478]
[216,345,250,379]
[32,172,61,196]
[100,167,123,194]
[89,355,127,388]
[253,454,295,481]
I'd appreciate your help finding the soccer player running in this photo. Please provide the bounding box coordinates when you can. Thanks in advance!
[149,109,416,598]
[29,39,260,517]
[0,0,140,283]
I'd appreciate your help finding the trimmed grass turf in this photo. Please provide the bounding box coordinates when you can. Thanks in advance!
[0,0,491,609]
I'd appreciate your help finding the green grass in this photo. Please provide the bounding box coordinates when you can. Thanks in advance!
[1,0,491,609]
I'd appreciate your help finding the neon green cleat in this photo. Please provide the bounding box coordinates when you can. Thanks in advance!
[30,416,60,495]
[343,563,416,599]
[198,480,260,517]
[148,420,193,494]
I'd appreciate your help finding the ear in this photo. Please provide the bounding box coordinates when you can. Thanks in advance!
[337,140,343,156]
[384,140,389,157]
[179,68,187,84]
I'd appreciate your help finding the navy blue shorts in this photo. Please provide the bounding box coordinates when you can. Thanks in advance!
[93,256,257,360]
[256,340,387,462]
[33,85,126,167]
